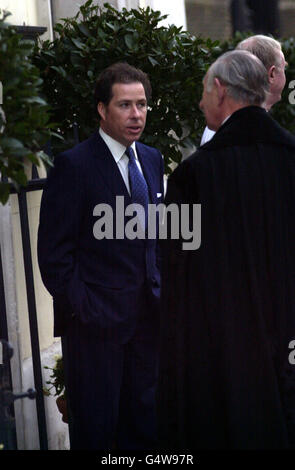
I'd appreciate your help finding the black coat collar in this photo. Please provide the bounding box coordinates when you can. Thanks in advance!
[201,106,295,151]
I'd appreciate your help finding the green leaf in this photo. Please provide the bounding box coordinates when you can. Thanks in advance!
[124,34,134,49]
[24,96,47,105]
[1,137,24,149]
[16,169,28,186]
[105,22,115,31]
[49,131,64,141]
[71,37,85,50]
[0,182,10,204]
[78,23,91,37]
[37,150,53,166]
[50,65,67,77]
[148,56,159,66]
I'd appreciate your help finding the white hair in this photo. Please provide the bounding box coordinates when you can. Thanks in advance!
[206,50,269,105]
[236,35,282,70]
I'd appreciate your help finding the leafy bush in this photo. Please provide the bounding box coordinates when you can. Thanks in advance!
[0,11,53,204]
[34,1,220,171]
[44,355,65,399]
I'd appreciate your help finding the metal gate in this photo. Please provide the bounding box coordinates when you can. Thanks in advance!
[0,167,48,450]
[0,128,79,450]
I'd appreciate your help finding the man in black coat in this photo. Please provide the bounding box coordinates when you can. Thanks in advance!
[158,50,295,449]
[201,34,287,145]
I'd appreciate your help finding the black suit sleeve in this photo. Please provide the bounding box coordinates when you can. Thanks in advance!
[37,152,84,309]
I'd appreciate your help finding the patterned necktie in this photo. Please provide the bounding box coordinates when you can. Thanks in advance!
[125,146,149,230]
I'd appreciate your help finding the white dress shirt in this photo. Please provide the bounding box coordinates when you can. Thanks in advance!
[99,127,144,195]
[200,126,216,145]
[200,116,231,146]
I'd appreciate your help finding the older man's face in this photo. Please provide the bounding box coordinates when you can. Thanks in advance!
[199,73,221,131]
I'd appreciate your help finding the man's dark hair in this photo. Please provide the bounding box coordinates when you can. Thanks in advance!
[94,62,152,108]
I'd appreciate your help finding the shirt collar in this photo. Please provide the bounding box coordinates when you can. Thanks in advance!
[221,115,231,126]
[99,128,138,163]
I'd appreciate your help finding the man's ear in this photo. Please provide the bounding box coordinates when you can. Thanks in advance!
[214,77,226,104]
[268,65,276,84]
[97,102,106,121]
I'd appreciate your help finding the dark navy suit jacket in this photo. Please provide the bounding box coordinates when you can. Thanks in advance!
[38,131,164,341]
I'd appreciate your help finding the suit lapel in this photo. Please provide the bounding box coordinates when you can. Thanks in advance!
[89,133,158,205]
[89,131,131,202]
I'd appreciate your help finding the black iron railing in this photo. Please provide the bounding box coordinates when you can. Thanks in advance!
[0,126,79,450]
[0,167,48,450]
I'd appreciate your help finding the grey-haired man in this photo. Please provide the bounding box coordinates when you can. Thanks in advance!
[200,34,287,145]
[159,50,295,450]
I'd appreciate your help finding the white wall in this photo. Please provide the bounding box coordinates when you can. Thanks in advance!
[0,0,37,25]
[0,0,187,37]
[51,0,112,24]
[118,0,187,29]
[149,0,187,29]
[0,201,26,448]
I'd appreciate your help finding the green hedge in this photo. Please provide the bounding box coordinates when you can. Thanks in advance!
[33,1,219,171]
[0,11,53,204]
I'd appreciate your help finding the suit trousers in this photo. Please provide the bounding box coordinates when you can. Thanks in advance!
[62,295,159,450]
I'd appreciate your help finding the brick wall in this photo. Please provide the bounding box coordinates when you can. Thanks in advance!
[185,0,295,41]
[185,0,232,40]
[280,1,295,37]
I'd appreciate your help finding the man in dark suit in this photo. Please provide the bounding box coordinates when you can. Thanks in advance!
[38,62,164,450]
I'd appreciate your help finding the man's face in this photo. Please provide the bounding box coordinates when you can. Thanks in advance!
[98,82,147,147]
[199,73,221,131]
[269,50,287,107]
